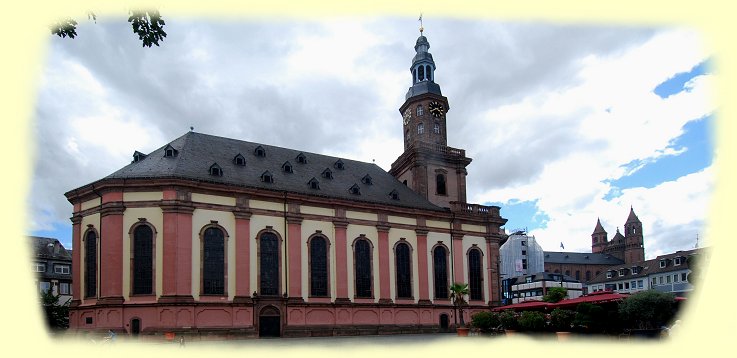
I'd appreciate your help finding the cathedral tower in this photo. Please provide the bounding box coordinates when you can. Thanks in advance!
[389,29,472,208]
[623,207,645,263]
[591,218,608,253]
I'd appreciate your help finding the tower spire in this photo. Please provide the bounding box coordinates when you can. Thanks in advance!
[418,13,424,34]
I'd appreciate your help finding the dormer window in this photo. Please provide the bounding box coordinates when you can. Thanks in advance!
[132,151,147,163]
[233,154,246,166]
[261,171,274,183]
[308,178,320,190]
[631,266,639,275]
[361,174,373,185]
[164,145,178,158]
[606,271,613,279]
[322,168,333,179]
[282,161,293,173]
[619,268,627,276]
[659,260,667,268]
[254,146,266,158]
[334,159,345,170]
[296,153,307,164]
[349,184,361,195]
[674,257,682,266]
[389,189,399,200]
[209,163,223,177]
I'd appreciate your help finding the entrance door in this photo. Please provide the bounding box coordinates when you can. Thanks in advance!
[258,306,281,337]
[131,318,140,335]
[439,314,449,332]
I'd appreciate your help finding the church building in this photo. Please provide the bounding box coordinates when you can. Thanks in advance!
[64,29,508,337]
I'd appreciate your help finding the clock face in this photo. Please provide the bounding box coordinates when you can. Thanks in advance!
[429,101,444,118]
[403,109,412,125]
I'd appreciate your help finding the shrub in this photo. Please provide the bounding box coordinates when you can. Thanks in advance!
[499,310,518,330]
[573,302,605,332]
[518,311,547,332]
[542,287,567,303]
[618,290,676,330]
[550,308,575,331]
[471,311,501,332]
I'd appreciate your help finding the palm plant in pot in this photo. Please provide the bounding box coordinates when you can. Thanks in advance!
[450,282,470,336]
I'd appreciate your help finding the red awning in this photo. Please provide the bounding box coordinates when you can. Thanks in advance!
[492,300,555,312]
[553,291,629,309]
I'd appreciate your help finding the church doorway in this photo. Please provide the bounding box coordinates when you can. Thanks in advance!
[439,313,449,332]
[131,318,141,335]
[258,306,281,338]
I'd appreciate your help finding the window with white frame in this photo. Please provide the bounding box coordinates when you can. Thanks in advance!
[619,268,626,276]
[606,271,612,278]
[651,277,657,286]
[674,257,682,266]
[59,282,70,295]
[638,280,643,288]
[39,281,50,293]
[681,273,687,282]
[54,265,70,274]
[659,260,666,268]
[659,276,664,284]
[33,262,45,272]
[666,275,671,283]
[618,283,623,290]
[673,274,678,282]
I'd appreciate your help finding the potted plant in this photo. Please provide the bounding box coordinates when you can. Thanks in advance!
[499,310,518,335]
[471,311,501,335]
[550,308,575,340]
[518,311,546,333]
[450,282,470,336]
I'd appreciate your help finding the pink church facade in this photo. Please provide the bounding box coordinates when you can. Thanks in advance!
[65,31,507,338]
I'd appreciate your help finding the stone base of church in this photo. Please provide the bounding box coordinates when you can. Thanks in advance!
[67,300,490,339]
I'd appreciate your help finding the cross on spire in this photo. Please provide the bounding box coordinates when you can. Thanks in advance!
[418,13,424,34]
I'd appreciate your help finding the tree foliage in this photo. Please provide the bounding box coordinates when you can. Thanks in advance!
[542,287,567,303]
[449,282,469,327]
[471,311,501,333]
[50,9,167,47]
[518,311,546,331]
[618,290,677,330]
[40,288,69,331]
[550,308,575,331]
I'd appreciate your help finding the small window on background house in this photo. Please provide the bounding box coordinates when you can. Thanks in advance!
[673,274,678,282]
[674,257,682,265]
[682,273,687,281]
[651,277,657,286]
[39,282,50,293]
[666,275,671,283]
[659,276,664,284]
[522,259,527,269]
[606,271,612,278]
[59,283,70,295]
[638,280,643,288]
[660,260,666,268]
[54,265,70,274]
[34,263,45,272]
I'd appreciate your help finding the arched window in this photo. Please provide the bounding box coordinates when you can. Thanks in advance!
[260,232,280,296]
[354,238,372,298]
[468,248,483,301]
[436,174,447,195]
[202,227,225,295]
[426,65,432,81]
[309,236,329,297]
[132,224,154,295]
[418,65,425,81]
[433,245,448,299]
[84,230,97,298]
[395,242,412,299]
[417,122,424,135]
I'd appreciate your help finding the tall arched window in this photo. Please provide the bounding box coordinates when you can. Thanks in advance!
[354,238,372,298]
[436,174,447,195]
[309,236,329,297]
[418,65,425,81]
[433,246,448,299]
[395,242,412,299]
[260,232,280,296]
[84,230,97,298]
[202,227,225,295]
[468,248,483,301]
[132,225,154,295]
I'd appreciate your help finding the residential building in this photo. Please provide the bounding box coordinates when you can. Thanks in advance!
[31,236,73,304]
[503,272,583,304]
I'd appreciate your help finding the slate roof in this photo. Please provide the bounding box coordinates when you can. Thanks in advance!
[587,248,701,284]
[30,236,72,261]
[104,131,445,212]
[543,251,625,266]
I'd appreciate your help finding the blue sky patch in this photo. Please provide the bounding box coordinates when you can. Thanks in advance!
[654,60,710,98]
[608,115,713,191]
[486,199,550,232]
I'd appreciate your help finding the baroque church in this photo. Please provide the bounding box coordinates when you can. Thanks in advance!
[64,29,508,337]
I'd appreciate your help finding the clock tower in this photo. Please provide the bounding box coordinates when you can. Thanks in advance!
[390,30,472,208]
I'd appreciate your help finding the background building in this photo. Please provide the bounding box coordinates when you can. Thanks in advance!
[64,31,508,338]
[31,236,73,304]
[504,272,583,304]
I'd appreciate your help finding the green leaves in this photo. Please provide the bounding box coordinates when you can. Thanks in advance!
[50,9,167,48]
[50,18,79,39]
[128,10,168,47]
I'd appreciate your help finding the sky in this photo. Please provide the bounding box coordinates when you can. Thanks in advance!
[29,16,715,260]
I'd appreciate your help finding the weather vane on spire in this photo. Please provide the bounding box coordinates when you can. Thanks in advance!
[418,13,424,34]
